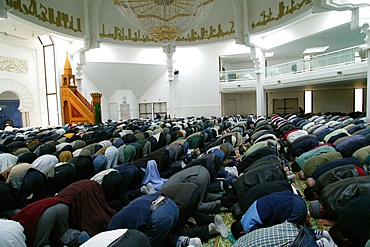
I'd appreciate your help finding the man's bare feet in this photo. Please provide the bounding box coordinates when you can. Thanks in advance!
[298,170,307,180]
[234,149,243,162]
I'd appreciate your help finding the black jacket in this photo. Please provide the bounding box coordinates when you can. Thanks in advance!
[320,176,370,219]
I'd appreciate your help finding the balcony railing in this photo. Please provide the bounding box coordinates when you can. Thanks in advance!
[220,45,368,81]
[219,68,257,82]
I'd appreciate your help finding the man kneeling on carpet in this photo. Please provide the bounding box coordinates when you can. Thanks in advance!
[230,190,337,246]
[108,192,208,247]
[11,197,90,247]
[230,191,309,240]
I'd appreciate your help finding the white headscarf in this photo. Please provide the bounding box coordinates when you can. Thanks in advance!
[104,146,119,170]
[0,153,18,173]
[31,154,58,178]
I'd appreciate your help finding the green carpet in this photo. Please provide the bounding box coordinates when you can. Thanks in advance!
[203,210,234,247]
[294,173,330,232]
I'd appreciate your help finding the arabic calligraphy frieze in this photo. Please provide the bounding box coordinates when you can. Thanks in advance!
[251,0,312,29]
[99,21,235,43]
[0,55,28,73]
[6,0,82,33]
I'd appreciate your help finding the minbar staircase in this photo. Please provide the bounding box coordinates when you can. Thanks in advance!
[60,54,102,125]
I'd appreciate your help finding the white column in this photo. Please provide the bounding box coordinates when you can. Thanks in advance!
[251,47,266,116]
[21,112,30,127]
[162,43,176,119]
[359,23,370,121]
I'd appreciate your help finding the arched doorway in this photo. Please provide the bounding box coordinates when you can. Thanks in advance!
[0,78,34,129]
[0,92,21,129]
[63,100,70,124]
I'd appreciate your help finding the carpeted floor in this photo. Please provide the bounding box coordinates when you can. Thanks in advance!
[202,173,330,247]
[203,211,234,247]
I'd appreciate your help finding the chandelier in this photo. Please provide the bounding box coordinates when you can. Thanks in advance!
[114,0,215,44]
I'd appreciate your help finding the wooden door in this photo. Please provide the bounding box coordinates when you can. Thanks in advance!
[273,98,298,114]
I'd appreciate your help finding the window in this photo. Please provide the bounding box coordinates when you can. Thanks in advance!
[139,102,167,119]
[354,88,363,112]
[304,90,312,114]
[139,103,152,119]
[39,35,60,126]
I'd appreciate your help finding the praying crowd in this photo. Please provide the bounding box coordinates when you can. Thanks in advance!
[0,112,370,247]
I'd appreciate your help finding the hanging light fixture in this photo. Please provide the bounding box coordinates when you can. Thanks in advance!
[114,0,215,44]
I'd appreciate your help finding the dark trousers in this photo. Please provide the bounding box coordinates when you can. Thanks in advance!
[33,203,81,247]
[176,211,214,242]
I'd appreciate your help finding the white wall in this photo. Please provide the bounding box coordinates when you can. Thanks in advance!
[0,34,47,127]
[168,43,222,118]
[0,92,18,100]
[109,90,139,120]
[139,72,170,110]
[139,41,252,118]
[314,89,353,113]
[85,43,166,65]
[221,92,257,116]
